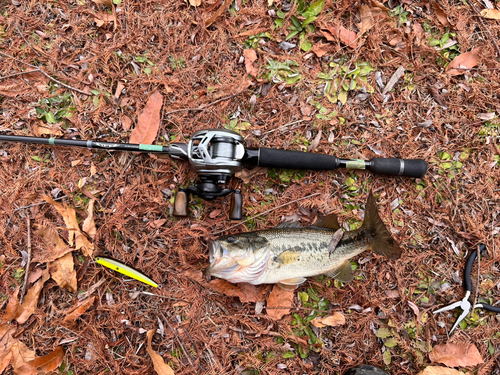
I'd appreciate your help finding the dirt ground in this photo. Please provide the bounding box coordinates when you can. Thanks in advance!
[0,0,499,374]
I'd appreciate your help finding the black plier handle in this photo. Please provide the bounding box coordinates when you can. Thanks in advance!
[433,244,500,334]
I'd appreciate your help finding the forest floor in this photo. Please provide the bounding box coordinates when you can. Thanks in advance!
[0,0,500,374]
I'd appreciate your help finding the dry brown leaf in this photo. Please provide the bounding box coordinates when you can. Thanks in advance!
[34,123,63,137]
[28,346,64,373]
[308,130,322,152]
[11,340,37,375]
[205,0,232,26]
[82,199,96,239]
[208,279,265,303]
[130,90,163,145]
[446,49,480,76]
[50,253,77,292]
[16,268,50,324]
[147,330,175,375]
[63,296,96,323]
[235,167,268,184]
[122,115,132,131]
[43,196,94,256]
[417,366,464,375]
[310,312,346,328]
[0,324,16,373]
[150,218,167,228]
[429,343,484,367]
[321,26,357,48]
[433,3,451,27]
[1,287,20,323]
[310,42,330,57]
[92,0,113,6]
[0,79,30,97]
[209,209,222,219]
[90,163,97,176]
[481,9,500,19]
[244,49,258,77]
[33,224,73,263]
[114,81,125,99]
[189,0,201,6]
[266,285,294,320]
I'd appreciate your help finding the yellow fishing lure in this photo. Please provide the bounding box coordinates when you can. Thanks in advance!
[95,257,159,288]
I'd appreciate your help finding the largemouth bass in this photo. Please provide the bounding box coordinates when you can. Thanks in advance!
[205,191,402,289]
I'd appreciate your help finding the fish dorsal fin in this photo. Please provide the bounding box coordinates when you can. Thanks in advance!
[278,277,307,290]
[325,260,353,283]
[312,213,340,230]
[276,221,302,229]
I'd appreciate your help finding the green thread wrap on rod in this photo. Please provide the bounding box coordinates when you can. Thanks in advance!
[139,144,163,152]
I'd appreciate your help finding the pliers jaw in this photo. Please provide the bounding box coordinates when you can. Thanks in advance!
[433,290,472,335]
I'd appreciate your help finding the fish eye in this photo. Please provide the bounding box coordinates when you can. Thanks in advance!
[227,236,236,243]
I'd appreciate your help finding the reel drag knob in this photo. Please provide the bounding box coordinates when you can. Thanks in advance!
[173,191,189,217]
[229,189,242,221]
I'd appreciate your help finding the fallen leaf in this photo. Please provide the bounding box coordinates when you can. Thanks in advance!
[308,130,322,152]
[244,49,258,78]
[0,79,30,97]
[63,297,96,323]
[11,340,37,375]
[310,42,330,58]
[50,252,77,292]
[122,115,132,131]
[417,366,464,375]
[43,196,94,257]
[114,81,125,99]
[321,26,357,48]
[0,325,15,373]
[208,279,265,303]
[209,209,222,219]
[235,167,268,184]
[33,225,72,263]
[130,90,163,145]
[189,0,201,6]
[92,0,113,6]
[146,330,175,375]
[446,49,480,76]
[427,86,446,106]
[90,163,97,176]
[476,112,496,121]
[311,312,346,328]
[429,343,484,367]
[82,199,96,239]
[266,285,294,320]
[34,123,63,137]
[28,346,64,373]
[358,2,387,35]
[150,218,167,228]
[1,287,20,323]
[481,9,500,19]
[205,0,232,26]
[433,3,451,27]
[16,268,50,324]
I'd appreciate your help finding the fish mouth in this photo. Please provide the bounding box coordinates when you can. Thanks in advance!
[205,241,238,276]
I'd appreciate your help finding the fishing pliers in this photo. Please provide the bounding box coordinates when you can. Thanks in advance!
[433,244,500,334]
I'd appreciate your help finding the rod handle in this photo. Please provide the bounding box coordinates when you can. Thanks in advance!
[258,147,340,170]
[368,158,427,178]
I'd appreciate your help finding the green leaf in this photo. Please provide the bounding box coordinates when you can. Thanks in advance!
[282,351,295,359]
[301,39,312,52]
[45,112,56,124]
[489,341,495,356]
[376,328,392,338]
[90,89,101,95]
[31,155,43,162]
[383,349,391,365]
[338,90,348,105]
[291,16,302,30]
[274,19,284,28]
[306,0,325,17]
[276,10,285,19]
[302,16,317,28]
[143,67,152,75]
[384,337,398,348]
[286,30,300,41]
[298,291,309,304]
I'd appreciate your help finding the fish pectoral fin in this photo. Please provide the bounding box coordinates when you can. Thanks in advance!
[325,260,353,283]
[328,228,344,256]
[277,277,307,290]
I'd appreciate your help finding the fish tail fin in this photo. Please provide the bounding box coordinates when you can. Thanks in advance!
[361,191,402,260]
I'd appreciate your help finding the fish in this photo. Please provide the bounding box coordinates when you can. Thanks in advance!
[205,191,402,289]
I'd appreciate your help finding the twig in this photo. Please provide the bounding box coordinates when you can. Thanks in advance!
[264,119,307,135]
[468,2,500,59]
[15,23,41,57]
[161,313,201,373]
[6,195,67,227]
[228,326,308,346]
[20,216,32,304]
[0,52,89,95]
[470,243,481,318]
[0,69,40,82]
[163,93,241,116]
[212,192,321,235]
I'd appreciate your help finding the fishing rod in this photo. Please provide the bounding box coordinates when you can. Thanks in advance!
[0,129,427,220]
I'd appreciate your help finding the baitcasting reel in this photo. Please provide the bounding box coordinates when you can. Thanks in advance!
[169,129,245,220]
